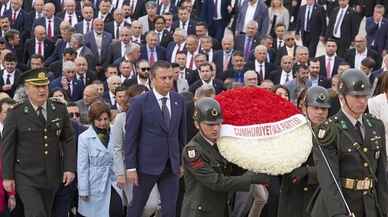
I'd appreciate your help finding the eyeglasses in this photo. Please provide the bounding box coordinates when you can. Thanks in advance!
[140,67,150,71]
[69,112,80,118]
[286,38,295,41]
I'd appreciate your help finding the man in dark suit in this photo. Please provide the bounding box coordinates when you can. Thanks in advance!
[45,22,73,65]
[273,23,286,52]
[309,57,331,88]
[104,8,131,39]
[172,7,196,35]
[269,55,294,85]
[213,34,234,80]
[189,62,224,94]
[235,21,260,62]
[126,0,146,20]
[70,33,97,72]
[153,15,173,48]
[102,75,121,109]
[365,4,388,55]
[75,56,97,87]
[49,61,84,102]
[245,45,277,82]
[325,0,360,57]
[95,0,114,24]
[140,31,166,65]
[165,28,187,63]
[200,0,231,41]
[318,39,344,80]
[125,61,186,217]
[235,0,269,39]
[110,26,131,63]
[123,59,151,88]
[28,0,44,21]
[84,18,113,72]
[23,25,55,64]
[2,68,75,217]
[296,0,326,57]
[0,53,21,97]
[275,32,299,65]
[223,51,247,83]
[56,0,82,27]
[33,2,62,42]
[48,48,77,81]
[4,29,25,70]
[4,0,30,43]
[157,0,177,15]
[74,5,94,35]
[344,34,381,70]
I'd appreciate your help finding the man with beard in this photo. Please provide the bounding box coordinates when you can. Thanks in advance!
[123,60,151,90]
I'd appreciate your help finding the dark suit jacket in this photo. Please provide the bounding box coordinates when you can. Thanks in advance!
[186,69,200,85]
[125,90,187,175]
[189,79,224,95]
[33,16,62,42]
[269,69,283,85]
[77,70,97,86]
[235,0,269,38]
[165,41,186,62]
[275,46,299,65]
[102,91,117,109]
[49,77,84,102]
[296,4,326,37]
[326,7,359,42]
[45,39,69,65]
[157,3,177,15]
[0,69,22,97]
[365,17,388,54]
[22,0,33,12]
[74,20,93,35]
[318,55,344,79]
[130,0,146,20]
[140,45,166,62]
[200,0,231,27]
[172,19,196,35]
[110,41,125,64]
[94,12,114,23]
[213,50,233,80]
[84,31,113,67]
[4,9,31,42]
[343,48,381,70]
[104,21,131,38]
[23,38,55,63]
[156,30,173,48]
[234,34,260,59]
[56,11,82,24]
[244,61,277,82]
[79,46,97,72]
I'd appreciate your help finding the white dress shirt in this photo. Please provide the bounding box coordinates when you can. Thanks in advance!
[65,12,78,27]
[255,60,266,80]
[243,1,258,33]
[2,70,15,85]
[354,49,367,70]
[153,89,171,114]
[280,70,294,85]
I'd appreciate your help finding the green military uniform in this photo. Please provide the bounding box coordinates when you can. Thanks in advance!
[278,86,330,217]
[310,70,388,217]
[180,97,269,217]
[1,69,76,217]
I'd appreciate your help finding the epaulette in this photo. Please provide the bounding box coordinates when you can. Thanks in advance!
[364,112,378,120]
[314,120,337,146]
[9,101,23,110]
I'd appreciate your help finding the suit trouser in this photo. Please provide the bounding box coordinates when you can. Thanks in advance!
[16,185,58,217]
[232,185,268,217]
[302,32,320,58]
[334,37,351,58]
[53,183,76,217]
[127,166,179,217]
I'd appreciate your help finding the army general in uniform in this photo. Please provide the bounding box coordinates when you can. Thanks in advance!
[1,69,76,217]
[181,97,271,217]
[310,69,388,217]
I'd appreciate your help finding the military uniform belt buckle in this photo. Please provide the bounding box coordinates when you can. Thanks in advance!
[356,178,372,190]
[343,178,355,189]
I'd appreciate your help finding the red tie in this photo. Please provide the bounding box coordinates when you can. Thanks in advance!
[47,20,52,39]
[38,42,43,55]
[326,58,332,79]
[150,49,156,65]
[12,11,16,23]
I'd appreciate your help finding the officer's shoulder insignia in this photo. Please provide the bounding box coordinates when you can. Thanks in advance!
[315,121,337,145]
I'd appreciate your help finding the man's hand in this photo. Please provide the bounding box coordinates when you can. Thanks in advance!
[126,170,138,186]
[8,195,16,210]
[63,171,75,186]
[117,175,127,189]
[3,179,15,193]
[61,77,69,90]
[290,167,308,184]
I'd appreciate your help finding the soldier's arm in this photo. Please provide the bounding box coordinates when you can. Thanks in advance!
[1,108,18,180]
[375,120,388,216]
[60,104,76,173]
[313,123,348,217]
[183,145,266,192]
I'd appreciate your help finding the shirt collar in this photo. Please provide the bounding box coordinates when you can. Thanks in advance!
[30,101,47,112]
[153,88,170,100]
[341,108,363,127]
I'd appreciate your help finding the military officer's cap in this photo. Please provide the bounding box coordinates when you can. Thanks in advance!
[338,69,370,96]
[193,97,223,124]
[21,68,49,86]
[305,86,331,108]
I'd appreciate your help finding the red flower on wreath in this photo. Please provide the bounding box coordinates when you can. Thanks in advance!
[215,87,300,126]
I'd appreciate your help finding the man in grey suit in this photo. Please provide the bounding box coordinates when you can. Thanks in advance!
[235,0,269,39]
[286,64,312,104]
[75,84,100,124]
[84,18,113,75]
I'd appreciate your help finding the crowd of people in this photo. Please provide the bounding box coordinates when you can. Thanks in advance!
[0,0,386,216]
